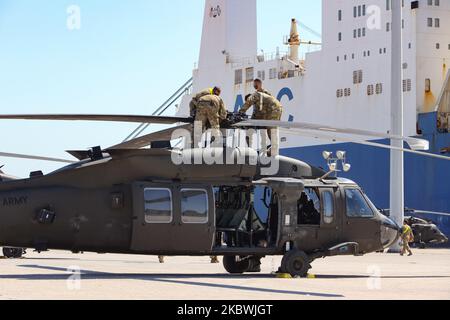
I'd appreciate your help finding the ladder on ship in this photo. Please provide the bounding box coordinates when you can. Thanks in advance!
[122,77,193,142]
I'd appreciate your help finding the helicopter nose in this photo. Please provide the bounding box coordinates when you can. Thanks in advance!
[380,216,401,249]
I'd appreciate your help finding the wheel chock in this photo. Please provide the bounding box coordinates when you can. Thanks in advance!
[276,273,292,279]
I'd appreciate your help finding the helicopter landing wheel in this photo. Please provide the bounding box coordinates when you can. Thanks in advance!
[223,255,251,274]
[280,250,311,278]
[2,247,25,259]
[247,257,262,273]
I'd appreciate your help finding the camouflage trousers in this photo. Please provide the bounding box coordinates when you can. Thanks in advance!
[401,238,412,255]
[248,109,282,155]
[194,104,222,147]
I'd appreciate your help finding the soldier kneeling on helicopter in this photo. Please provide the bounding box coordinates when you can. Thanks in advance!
[239,79,283,156]
[190,87,227,147]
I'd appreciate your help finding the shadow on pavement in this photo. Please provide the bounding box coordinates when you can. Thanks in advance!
[0,264,346,298]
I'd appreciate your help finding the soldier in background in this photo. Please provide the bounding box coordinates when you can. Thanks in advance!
[239,79,283,155]
[210,256,219,264]
[400,221,414,256]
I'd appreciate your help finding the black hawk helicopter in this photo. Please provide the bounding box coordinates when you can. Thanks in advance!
[0,113,448,277]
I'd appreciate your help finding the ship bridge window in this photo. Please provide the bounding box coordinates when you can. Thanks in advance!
[425,79,431,92]
[435,18,440,28]
[367,84,374,96]
[257,70,266,81]
[353,70,363,84]
[234,69,243,85]
[376,83,383,94]
[245,67,254,83]
[344,88,351,97]
[269,68,277,79]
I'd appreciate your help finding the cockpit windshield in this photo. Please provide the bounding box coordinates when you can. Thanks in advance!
[345,189,375,218]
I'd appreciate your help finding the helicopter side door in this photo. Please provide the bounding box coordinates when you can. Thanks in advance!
[317,188,341,248]
[130,182,215,254]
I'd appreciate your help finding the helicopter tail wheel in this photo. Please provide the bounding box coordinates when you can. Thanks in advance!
[281,250,311,278]
[2,247,24,259]
[223,255,251,274]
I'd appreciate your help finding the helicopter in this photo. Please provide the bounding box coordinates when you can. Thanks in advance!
[0,113,448,277]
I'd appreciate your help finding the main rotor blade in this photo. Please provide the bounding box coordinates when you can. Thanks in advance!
[0,114,193,125]
[414,210,450,217]
[282,128,450,162]
[0,152,75,164]
[109,124,192,150]
[234,120,430,151]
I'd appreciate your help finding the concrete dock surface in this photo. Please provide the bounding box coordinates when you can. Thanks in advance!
[0,249,449,300]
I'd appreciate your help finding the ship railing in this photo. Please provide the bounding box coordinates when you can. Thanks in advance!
[122,77,193,142]
[228,51,289,68]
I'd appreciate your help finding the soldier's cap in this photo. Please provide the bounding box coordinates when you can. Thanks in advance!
[254,78,263,83]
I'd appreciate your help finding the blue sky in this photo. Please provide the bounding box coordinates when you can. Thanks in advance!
[0,0,321,177]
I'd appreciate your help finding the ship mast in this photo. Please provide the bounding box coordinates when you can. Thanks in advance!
[389,0,404,251]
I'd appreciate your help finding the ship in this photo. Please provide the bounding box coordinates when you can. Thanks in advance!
[145,0,449,239]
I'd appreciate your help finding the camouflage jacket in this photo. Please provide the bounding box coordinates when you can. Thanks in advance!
[190,88,214,114]
[239,90,282,116]
[197,95,227,120]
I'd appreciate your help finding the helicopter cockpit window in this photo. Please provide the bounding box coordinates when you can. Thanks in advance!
[144,188,173,224]
[345,189,375,218]
[181,189,208,224]
[322,191,334,224]
[298,188,321,225]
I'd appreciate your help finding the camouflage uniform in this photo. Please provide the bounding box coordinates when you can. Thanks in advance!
[239,90,283,121]
[239,90,283,155]
[401,225,414,256]
[194,94,227,145]
[190,88,214,117]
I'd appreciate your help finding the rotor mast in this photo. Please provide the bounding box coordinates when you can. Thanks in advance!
[389,0,404,251]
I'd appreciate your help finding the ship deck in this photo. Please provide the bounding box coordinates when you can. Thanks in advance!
[0,249,449,300]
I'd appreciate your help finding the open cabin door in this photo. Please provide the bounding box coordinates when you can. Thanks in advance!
[130,182,215,254]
